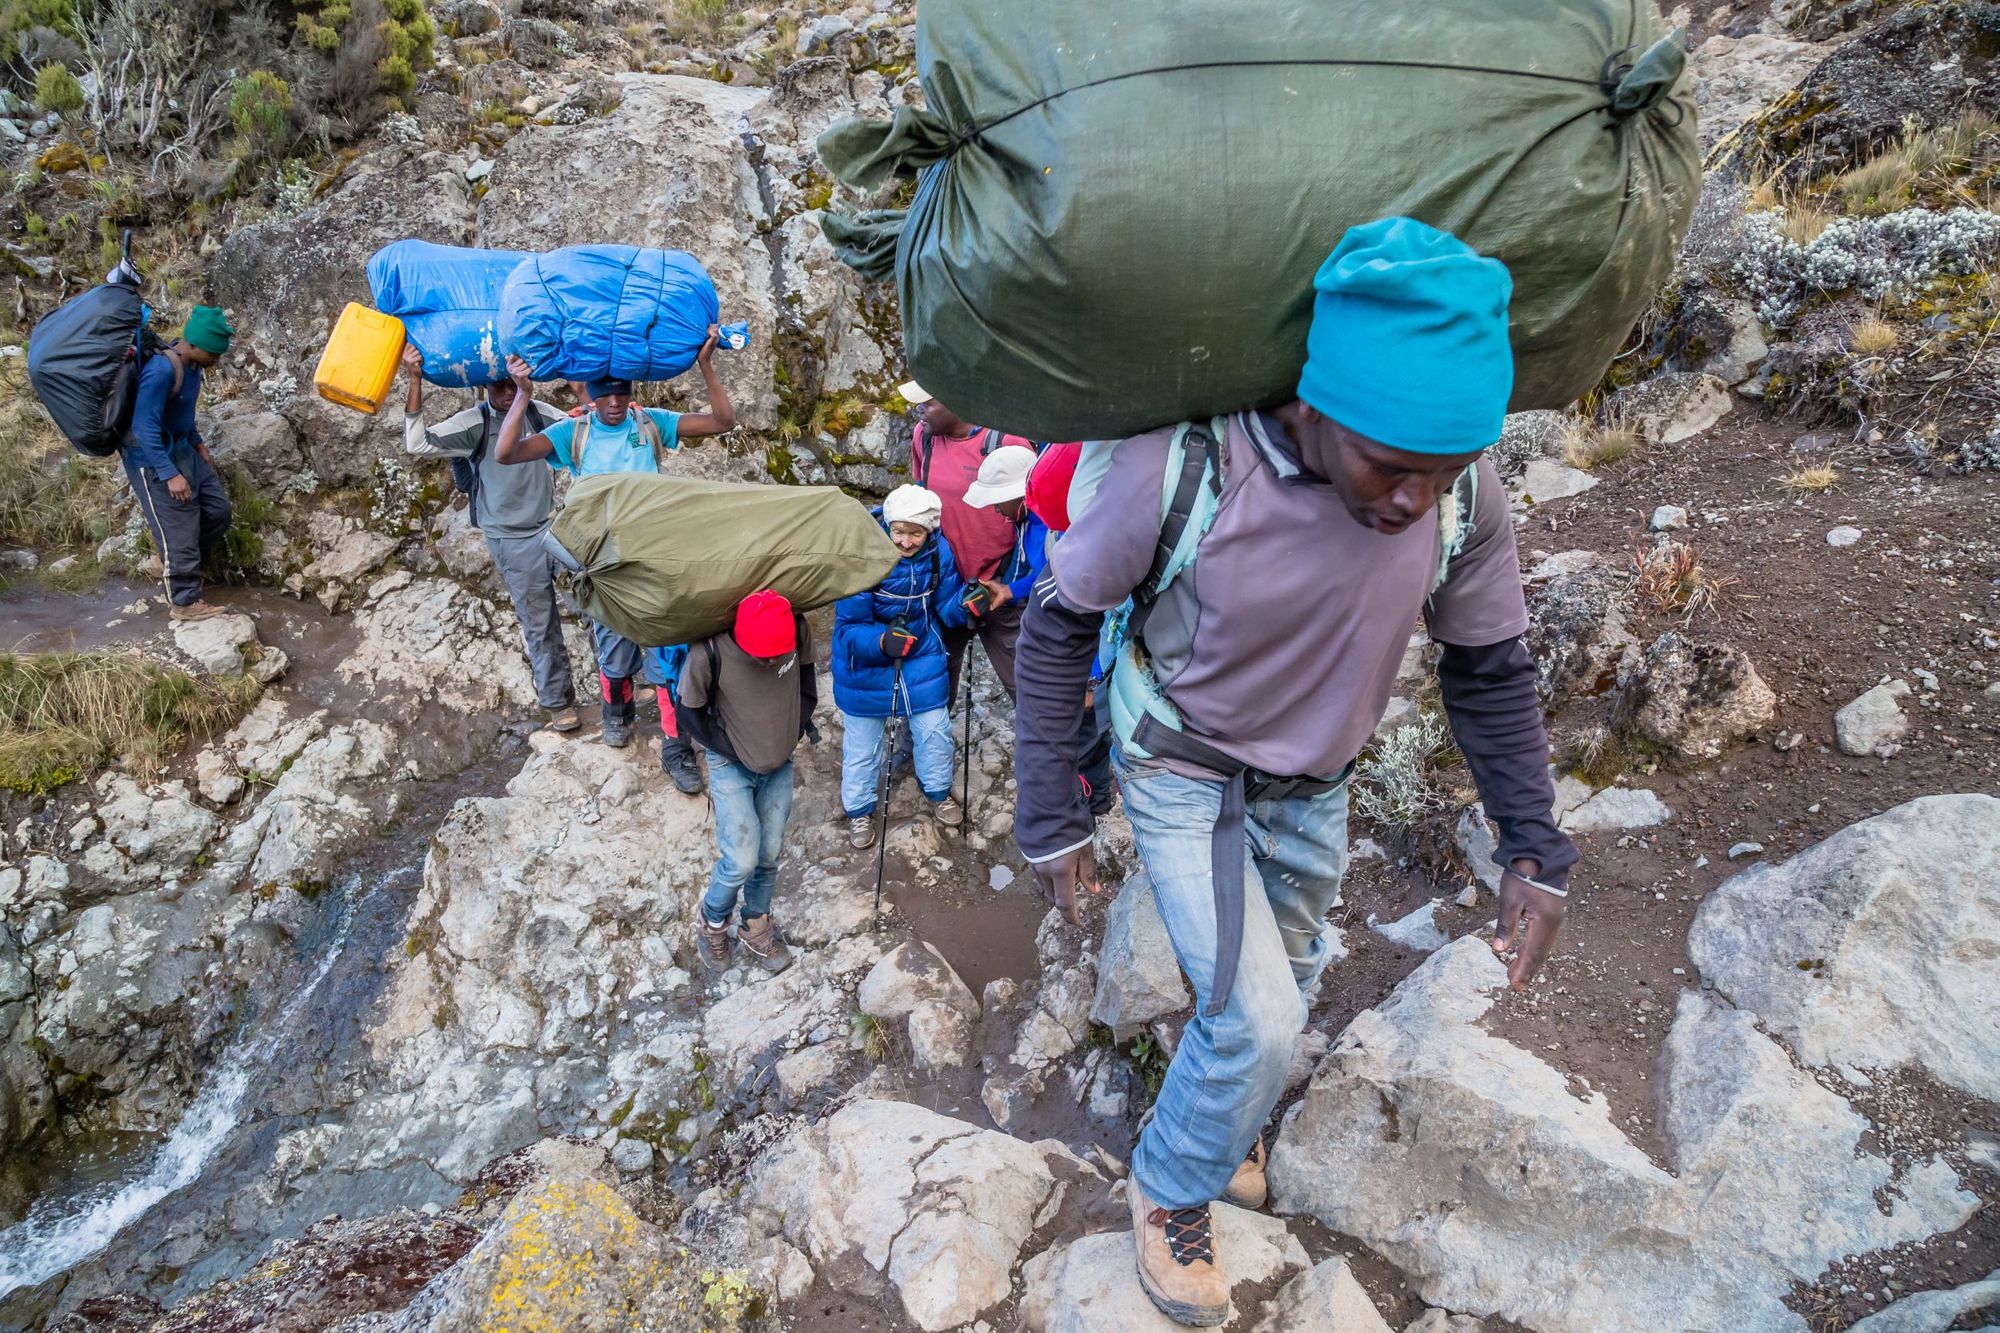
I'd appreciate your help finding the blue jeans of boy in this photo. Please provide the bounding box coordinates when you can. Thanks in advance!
[1116,746,1349,1210]
[701,755,794,925]
[840,708,954,814]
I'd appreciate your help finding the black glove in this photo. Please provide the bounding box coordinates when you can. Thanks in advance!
[804,720,823,746]
[880,627,918,658]
[961,584,992,620]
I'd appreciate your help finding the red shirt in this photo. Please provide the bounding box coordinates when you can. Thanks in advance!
[913,425,1028,582]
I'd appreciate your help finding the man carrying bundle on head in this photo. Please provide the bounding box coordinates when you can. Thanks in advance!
[1012,219,1578,1327]
[400,344,580,733]
[496,327,734,774]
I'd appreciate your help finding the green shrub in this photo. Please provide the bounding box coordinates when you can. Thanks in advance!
[0,0,75,62]
[33,60,82,115]
[229,70,292,157]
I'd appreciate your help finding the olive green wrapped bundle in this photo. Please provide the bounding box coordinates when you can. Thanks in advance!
[550,473,900,647]
[820,0,1699,440]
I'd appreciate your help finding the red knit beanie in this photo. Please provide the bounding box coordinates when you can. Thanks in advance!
[734,590,796,658]
[1026,442,1083,533]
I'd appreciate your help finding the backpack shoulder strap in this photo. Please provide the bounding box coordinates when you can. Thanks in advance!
[567,414,590,473]
[160,345,185,396]
[1432,463,1480,595]
[979,428,1003,456]
[1142,417,1226,603]
[637,409,666,467]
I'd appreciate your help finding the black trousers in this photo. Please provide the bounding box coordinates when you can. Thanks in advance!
[127,447,231,606]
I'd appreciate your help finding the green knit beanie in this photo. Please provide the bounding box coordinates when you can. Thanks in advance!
[182,305,235,356]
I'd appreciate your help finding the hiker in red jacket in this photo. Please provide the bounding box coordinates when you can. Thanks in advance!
[900,382,1034,701]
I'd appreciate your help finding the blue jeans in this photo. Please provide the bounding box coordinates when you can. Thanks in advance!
[1116,745,1349,1210]
[702,755,795,924]
[841,708,953,814]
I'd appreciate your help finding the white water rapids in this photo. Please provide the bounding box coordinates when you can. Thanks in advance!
[0,868,407,1301]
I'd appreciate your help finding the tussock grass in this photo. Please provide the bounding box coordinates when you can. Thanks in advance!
[1782,465,1839,492]
[1560,415,1642,471]
[1836,149,1920,215]
[1846,318,1898,357]
[0,364,119,553]
[0,652,260,794]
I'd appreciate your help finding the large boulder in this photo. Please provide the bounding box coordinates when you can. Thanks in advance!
[746,1098,1090,1331]
[346,736,716,1186]
[1687,794,2000,1101]
[202,407,312,492]
[1268,939,1976,1332]
[337,577,545,713]
[1090,872,1188,1041]
[1523,560,1639,703]
[1613,632,1777,759]
[479,75,780,432]
[209,145,475,486]
[401,1148,752,1332]
[1689,32,1828,150]
[1735,0,2000,179]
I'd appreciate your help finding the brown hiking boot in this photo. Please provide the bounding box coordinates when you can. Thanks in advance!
[1128,1176,1229,1327]
[695,915,733,972]
[738,914,794,974]
[169,600,225,622]
[546,705,582,733]
[1222,1136,1266,1209]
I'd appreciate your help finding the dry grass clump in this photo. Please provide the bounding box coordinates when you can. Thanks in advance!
[0,652,260,794]
[1559,414,1642,471]
[1631,538,1741,622]
[1846,318,1899,357]
[1781,465,1839,492]
[0,364,119,552]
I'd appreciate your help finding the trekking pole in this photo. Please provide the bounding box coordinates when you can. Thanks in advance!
[871,657,906,928]
[958,668,976,826]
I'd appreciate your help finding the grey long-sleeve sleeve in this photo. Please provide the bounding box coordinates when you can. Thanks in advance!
[1436,635,1578,890]
[1013,573,1102,864]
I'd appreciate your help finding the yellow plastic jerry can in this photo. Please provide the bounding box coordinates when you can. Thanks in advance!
[313,304,406,414]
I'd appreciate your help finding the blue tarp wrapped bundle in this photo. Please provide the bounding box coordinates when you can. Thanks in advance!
[500,244,742,384]
[367,240,530,388]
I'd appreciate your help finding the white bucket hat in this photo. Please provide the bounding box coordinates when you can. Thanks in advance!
[962,445,1037,509]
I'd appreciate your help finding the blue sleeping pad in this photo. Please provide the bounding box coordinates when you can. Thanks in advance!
[499,244,747,384]
[368,240,530,388]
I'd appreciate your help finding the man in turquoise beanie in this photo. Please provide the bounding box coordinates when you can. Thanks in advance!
[1013,217,1577,1326]
[124,304,236,621]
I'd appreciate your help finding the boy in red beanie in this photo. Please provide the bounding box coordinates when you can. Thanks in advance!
[676,590,819,975]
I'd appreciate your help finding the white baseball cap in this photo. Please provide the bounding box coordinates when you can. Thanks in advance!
[962,445,1037,509]
[897,380,933,405]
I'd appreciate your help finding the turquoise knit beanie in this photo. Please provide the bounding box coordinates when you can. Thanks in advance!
[1297,218,1514,454]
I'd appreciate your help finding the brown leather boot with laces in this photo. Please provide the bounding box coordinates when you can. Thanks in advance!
[1222,1135,1266,1209]
[1127,1176,1229,1327]
[695,915,733,972]
[738,914,795,974]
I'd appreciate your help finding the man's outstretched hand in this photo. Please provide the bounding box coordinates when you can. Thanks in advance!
[1031,842,1102,926]
[1491,862,1568,990]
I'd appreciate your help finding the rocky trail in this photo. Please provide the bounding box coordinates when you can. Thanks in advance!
[1,0,1999,1329]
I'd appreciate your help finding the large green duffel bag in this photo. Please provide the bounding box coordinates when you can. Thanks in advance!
[819,0,1699,441]
[548,474,900,647]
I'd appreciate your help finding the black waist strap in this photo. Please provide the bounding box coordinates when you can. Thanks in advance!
[1128,713,1348,1017]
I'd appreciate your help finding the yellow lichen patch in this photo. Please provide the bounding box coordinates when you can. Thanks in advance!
[457,1176,702,1332]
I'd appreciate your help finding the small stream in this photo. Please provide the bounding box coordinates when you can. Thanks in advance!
[0,866,410,1302]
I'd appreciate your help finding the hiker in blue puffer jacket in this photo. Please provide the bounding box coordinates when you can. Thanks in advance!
[835,485,970,849]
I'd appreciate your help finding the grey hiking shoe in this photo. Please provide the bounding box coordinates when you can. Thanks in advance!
[931,797,964,828]
[660,736,705,795]
[848,814,877,849]
[738,914,794,974]
[601,717,634,748]
[546,705,582,733]
[695,915,733,972]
